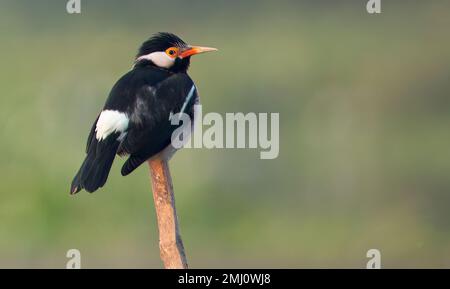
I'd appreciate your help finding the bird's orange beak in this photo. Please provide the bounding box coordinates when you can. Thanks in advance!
[179,46,218,59]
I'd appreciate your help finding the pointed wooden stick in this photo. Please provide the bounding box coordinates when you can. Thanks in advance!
[148,158,188,269]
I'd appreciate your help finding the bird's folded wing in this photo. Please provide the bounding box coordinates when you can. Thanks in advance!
[117,73,197,157]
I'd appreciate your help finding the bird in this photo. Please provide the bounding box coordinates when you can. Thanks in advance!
[70,32,217,194]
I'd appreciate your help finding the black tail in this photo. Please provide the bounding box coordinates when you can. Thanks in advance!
[71,134,120,194]
[121,155,146,176]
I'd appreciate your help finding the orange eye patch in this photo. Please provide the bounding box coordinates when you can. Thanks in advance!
[165,47,179,58]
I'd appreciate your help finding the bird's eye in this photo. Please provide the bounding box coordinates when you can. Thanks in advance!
[165,47,179,58]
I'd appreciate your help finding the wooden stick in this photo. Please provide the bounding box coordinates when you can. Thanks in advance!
[148,158,188,269]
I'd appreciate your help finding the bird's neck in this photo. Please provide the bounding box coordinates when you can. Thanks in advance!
[134,59,162,70]
[133,59,188,74]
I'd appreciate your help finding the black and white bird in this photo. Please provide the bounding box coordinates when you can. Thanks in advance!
[70,32,217,194]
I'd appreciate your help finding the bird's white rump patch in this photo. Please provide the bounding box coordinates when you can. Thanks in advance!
[136,51,175,69]
[95,110,129,141]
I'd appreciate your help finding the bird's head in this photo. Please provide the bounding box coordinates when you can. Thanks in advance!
[135,32,217,73]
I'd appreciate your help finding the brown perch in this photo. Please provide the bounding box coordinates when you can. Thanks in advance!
[148,158,188,269]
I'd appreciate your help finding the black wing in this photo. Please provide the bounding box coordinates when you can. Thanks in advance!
[118,72,197,176]
[71,66,173,193]
[84,66,171,153]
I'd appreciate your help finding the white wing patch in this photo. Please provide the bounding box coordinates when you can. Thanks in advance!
[95,110,129,141]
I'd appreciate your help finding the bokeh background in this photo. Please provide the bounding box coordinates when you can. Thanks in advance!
[1,0,450,268]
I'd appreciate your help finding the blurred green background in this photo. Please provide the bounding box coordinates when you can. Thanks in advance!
[1,0,450,268]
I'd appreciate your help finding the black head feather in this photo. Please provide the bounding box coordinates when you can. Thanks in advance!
[136,32,191,73]
[137,32,188,57]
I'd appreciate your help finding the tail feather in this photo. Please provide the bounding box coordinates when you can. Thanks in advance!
[121,155,146,176]
[70,155,93,194]
[71,134,120,194]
